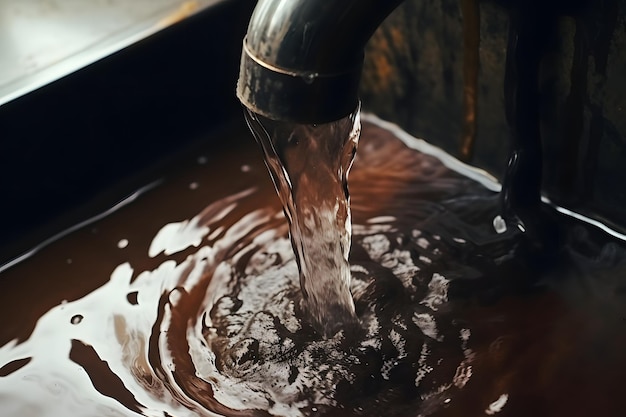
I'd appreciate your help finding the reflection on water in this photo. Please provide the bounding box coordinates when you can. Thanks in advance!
[0,116,625,417]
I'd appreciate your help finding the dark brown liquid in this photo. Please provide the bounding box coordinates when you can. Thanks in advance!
[0,117,625,417]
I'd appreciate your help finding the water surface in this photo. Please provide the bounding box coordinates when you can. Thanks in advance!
[0,116,624,417]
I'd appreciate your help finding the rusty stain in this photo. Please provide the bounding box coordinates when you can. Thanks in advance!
[158,0,201,27]
[460,0,480,162]
[390,26,404,46]
[366,34,395,94]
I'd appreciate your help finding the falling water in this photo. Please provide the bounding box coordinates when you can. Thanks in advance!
[244,108,361,338]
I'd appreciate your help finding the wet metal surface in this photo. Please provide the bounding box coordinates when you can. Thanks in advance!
[0,0,221,105]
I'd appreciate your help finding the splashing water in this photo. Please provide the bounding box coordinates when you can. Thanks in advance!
[1,117,625,417]
[244,108,361,338]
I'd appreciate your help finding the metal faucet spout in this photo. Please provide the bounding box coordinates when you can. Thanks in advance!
[236,0,404,124]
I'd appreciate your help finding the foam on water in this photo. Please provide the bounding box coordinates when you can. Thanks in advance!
[1,116,625,417]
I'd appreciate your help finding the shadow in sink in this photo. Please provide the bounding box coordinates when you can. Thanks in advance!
[0,0,255,266]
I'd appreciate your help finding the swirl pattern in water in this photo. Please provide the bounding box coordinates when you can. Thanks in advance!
[1,116,625,417]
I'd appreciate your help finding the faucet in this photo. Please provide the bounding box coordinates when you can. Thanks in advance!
[236,0,404,124]
[237,0,560,267]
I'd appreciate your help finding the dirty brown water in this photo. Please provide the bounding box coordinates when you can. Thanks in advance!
[0,116,625,417]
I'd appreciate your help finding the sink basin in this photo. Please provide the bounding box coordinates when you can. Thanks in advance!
[0,0,255,265]
[1,1,625,416]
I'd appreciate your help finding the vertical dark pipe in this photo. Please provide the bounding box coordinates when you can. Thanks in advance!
[237,0,404,123]
[501,3,560,254]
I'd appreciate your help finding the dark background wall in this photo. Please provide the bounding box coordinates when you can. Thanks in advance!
[360,0,626,233]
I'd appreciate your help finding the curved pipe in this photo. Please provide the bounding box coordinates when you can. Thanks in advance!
[236,0,404,124]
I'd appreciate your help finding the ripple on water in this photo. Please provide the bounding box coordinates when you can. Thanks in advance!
[0,119,507,417]
[2,118,625,417]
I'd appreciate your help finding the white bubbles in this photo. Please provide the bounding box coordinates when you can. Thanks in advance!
[493,215,507,234]
[417,237,430,249]
[361,234,390,261]
[420,273,450,311]
[117,239,129,249]
[301,72,318,85]
[485,394,508,415]
[412,312,442,341]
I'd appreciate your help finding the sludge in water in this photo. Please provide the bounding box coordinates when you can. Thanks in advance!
[0,116,625,417]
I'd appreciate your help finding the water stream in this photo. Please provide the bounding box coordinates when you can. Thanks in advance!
[243,108,361,338]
